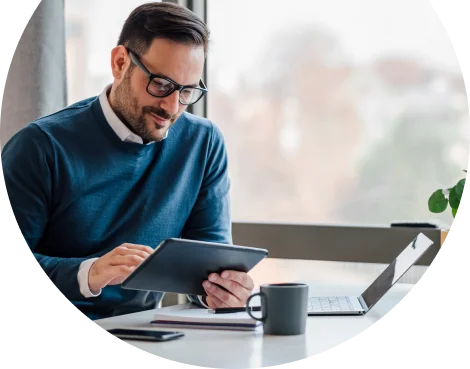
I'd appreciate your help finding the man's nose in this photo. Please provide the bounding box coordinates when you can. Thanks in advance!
[159,90,180,116]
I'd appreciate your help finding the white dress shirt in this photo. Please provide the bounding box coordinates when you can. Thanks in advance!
[77,85,207,307]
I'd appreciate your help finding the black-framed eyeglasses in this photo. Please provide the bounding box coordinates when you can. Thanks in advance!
[127,48,208,106]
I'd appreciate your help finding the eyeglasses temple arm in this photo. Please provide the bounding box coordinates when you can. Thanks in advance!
[199,79,207,90]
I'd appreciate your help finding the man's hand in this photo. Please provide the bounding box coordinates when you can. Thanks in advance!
[202,270,255,308]
[88,243,153,293]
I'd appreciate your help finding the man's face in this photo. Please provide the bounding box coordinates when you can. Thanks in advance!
[111,39,205,142]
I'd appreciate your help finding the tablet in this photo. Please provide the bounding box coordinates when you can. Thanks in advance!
[121,238,268,296]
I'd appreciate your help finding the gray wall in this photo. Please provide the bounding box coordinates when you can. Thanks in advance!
[232,222,441,265]
[0,0,66,148]
[0,0,185,309]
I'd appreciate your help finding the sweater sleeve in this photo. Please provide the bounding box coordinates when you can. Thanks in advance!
[181,123,232,244]
[2,124,88,301]
[186,294,209,308]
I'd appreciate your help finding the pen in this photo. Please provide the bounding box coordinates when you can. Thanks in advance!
[208,306,261,314]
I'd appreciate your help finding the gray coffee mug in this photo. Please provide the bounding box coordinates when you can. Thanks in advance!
[246,283,309,335]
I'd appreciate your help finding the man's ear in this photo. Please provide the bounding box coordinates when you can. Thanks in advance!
[110,45,130,80]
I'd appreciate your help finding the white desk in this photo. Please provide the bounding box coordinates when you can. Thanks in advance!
[94,259,470,369]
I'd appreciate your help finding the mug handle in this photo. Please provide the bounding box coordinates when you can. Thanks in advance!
[246,292,267,322]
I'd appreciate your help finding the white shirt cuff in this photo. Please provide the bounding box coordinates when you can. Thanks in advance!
[198,295,209,308]
[78,258,101,298]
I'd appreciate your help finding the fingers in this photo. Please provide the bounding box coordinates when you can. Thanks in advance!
[202,280,242,307]
[109,254,146,267]
[113,248,151,260]
[115,243,154,256]
[203,271,254,306]
[205,294,230,309]
[109,265,136,278]
[106,246,152,281]
[206,273,251,303]
[219,270,255,291]
[88,243,154,291]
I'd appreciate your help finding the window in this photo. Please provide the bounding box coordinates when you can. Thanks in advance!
[64,0,468,227]
[207,0,468,225]
[65,0,161,104]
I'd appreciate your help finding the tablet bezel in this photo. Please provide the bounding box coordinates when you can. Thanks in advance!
[120,238,268,295]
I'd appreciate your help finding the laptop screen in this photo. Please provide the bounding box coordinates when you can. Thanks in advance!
[360,233,434,310]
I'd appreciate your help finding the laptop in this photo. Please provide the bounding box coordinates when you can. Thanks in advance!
[307,233,434,315]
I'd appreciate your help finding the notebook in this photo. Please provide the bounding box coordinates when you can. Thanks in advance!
[150,304,262,331]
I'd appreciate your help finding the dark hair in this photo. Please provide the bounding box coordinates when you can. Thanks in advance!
[117,2,210,57]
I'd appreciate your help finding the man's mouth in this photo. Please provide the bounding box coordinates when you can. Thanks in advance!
[149,112,170,128]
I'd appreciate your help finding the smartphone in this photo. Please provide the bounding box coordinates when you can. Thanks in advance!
[107,328,184,342]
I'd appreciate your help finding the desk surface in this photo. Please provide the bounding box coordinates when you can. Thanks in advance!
[94,259,470,369]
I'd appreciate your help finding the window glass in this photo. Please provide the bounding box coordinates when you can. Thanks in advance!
[65,0,159,103]
[207,0,468,225]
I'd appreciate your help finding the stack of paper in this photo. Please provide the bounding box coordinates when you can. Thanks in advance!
[151,304,261,331]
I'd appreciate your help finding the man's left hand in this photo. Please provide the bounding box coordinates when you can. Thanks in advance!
[202,270,255,308]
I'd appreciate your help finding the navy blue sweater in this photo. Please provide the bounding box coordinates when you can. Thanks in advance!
[1,96,231,320]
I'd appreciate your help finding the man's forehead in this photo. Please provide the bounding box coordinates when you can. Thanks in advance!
[140,39,205,85]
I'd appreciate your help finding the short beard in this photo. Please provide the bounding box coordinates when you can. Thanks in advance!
[113,69,173,143]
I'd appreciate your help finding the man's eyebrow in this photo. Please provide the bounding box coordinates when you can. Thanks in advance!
[149,70,199,88]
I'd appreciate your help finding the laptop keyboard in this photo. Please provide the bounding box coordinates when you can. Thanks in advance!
[309,296,354,312]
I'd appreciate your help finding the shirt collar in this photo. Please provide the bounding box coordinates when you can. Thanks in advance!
[98,84,168,145]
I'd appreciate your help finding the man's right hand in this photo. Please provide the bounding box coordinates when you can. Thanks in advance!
[88,243,154,293]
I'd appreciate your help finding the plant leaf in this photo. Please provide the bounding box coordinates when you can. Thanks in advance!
[449,186,460,209]
[428,190,448,213]
[455,178,470,201]
[452,207,457,218]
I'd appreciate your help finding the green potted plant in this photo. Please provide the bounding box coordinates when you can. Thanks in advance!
[428,170,470,262]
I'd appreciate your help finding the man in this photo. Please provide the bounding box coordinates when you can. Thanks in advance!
[1,2,254,320]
